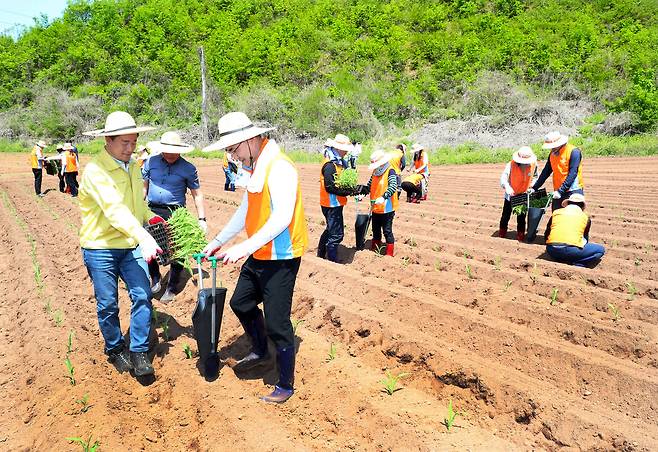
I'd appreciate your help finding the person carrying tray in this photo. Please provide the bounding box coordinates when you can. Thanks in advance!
[499,146,537,241]
[79,111,162,377]
[202,112,308,404]
[545,193,605,267]
[531,131,584,211]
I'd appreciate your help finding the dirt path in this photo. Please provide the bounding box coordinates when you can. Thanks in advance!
[0,152,656,451]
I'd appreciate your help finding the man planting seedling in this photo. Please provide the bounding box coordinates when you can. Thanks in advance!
[202,112,308,403]
[498,146,537,241]
[79,111,161,378]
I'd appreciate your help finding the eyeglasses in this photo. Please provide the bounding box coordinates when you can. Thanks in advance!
[226,142,242,154]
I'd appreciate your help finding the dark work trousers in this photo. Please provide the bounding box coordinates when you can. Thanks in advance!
[65,172,79,197]
[147,204,184,291]
[401,181,422,199]
[317,206,344,258]
[229,256,301,349]
[58,173,65,192]
[32,168,42,195]
[371,211,395,243]
[499,198,526,231]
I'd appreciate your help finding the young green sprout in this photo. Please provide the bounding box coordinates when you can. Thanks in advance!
[333,168,358,189]
[407,236,417,247]
[379,371,409,395]
[434,259,442,271]
[462,249,472,259]
[161,316,170,341]
[493,256,501,271]
[625,281,637,300]
[66,434,100,452]
[465,263,474,279]
[401,256,411,268]
[43,299,52,313]
[327,343,337,362]
[443,399,460,431]
[504,280,512,291]
[53,310,64,327]
[292,318,305,335]
[607,303,621,321]
[550,288,559,306]
[67,330,75,354]
[64,357,76,386]
[76,394,91,413]
[183,344,193,359]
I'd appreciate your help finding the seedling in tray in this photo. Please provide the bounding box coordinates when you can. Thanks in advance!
[333,168,358,189]
[146,209,208,270]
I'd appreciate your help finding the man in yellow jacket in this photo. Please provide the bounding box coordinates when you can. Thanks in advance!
[30,140,47,196]
[79,111,162,377]
[203,112,308,403]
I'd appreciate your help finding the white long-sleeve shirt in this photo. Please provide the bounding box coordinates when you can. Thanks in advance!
[212,139,298,255]
[500,162,538,200]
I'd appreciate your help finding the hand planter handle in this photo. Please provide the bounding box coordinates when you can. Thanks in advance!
[193,253,205,290]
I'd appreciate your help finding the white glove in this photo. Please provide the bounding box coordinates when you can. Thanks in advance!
[198,219,208,233]
[527,188,535,194]
[202,239,222,257]
[219,242,251,264]
[374,197,386,205]
[552,191,561,200]
[139,234,162,263]
[355,194,364,202]
[505,186,515,197]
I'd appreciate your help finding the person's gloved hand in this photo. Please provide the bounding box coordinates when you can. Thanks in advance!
[551,191,562,200]
[202,239,222,257]
[198,219,207,233]
[139,234,162,263]
[148,215,165,225]
[374,196,386,205]
[527,188,535,194]
[219,242,251,264]
[355,194,365,202]
[505,186,515,197]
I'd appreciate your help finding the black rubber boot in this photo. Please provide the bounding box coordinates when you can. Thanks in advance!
[108,346,133,373]
[261,346,295,403]
[235,309,270,369]
[326,245,338,262]
[131,352,154,376]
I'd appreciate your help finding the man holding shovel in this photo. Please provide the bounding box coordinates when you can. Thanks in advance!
[202,111,308,403]
[79,111,162,377]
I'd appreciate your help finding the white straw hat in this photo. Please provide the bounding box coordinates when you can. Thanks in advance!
[542,131,568,149]
[512,146,537,165]
[36,140,47,148]
[411,142,425,153]
[368,149,393,170]
[202,112,275,152]
[62,142,74,150]
[325,134,354,153]
[561,193,586,208]
[83,111,155,137]
[147,131,194,154]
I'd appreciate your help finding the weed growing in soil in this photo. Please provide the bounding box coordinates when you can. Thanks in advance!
[625,281,637,300]
[443,399,461,431]
[64,357,76,386]
[53,309,64,327]
[67,330,74,354]
[76,394,91,413]
[327,343,337,362]
[380,371,409,395]
[608,303,621,321]
[66,434,100,452]
[292,318,305,335]
[550,288,559,306]
[183,344,193,359]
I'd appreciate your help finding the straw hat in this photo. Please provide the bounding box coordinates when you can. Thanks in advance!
[36,140,47,148]
[325,134,354,153]
[411,143,424,153]
[62,142,74,151]
[202,112,275,152]
[512,146,537,165]
[83,111,155,137]
[542,131,568,149]
[561,193,586,209]
[368,149,393,170]
[147,132,194,154]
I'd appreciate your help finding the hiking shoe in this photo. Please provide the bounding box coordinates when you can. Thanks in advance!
[160,289,175,303]
[108,347,133,373]
[261,385,294,403]
[151,279,161,293]
[131,352,154,376]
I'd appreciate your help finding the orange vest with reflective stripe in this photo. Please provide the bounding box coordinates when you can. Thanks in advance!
[65,151,79,172]
[30,146,42,169]
[222,153,229,169]
[390,149,404,173]
[370,167,399,214]
[547,206,588,247]
[320,159,347,207]
[403,173,423,187]
[549,144,584,191]
[246,153,308,260]
[413,150,429,176]
[509,161,535,195]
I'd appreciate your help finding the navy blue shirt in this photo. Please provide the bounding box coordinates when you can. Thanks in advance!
[142,155,200,206]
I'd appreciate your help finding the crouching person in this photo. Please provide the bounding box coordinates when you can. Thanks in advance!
[202,112,308,403]
[546,194,605,267]
[80,111,161,377]
[357,150,398,256]
[499,146,537,241]
[401,173,424,203]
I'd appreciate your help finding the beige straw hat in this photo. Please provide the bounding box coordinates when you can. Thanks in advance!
[147,132,194,154]
[202,112,275,152]
[83,111,155,137]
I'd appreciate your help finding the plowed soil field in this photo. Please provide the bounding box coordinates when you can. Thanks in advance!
[1,152,657,451]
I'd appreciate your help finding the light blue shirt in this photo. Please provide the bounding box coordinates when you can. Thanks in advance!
[142,155,200,206]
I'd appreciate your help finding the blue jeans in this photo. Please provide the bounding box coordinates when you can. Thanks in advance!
[546,242,605,267]
[82,248,152,353]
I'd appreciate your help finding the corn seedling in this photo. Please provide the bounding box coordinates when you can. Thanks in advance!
[465,263,474,279]
[67,330,75,354]
[64,357,76,386]
[550,288,559,306]
[168,208,208,271]
[53,310,64,327]
[327,343,337,362]
[401,256,411,268]
[626,281,637,300]
[379,371,409,395]
[432,245,444,252]
[407,236,417,247]
[443,399,461,431]
[434,259,442,271]
[504,280,512,292]
[333,168,358,189]
[608,303,621,321]
[462,249,472,259]
[76,394,91,413]
[292,318,305,335]
[43,298,52,313]
[183,344,193,359]
[66,435,100,452]
[376,244,386,256]
[634,257,641,266]
[493,256,501,271]
[161,316,170,341]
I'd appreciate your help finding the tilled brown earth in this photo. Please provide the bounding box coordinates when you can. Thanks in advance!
[0,152,656,451]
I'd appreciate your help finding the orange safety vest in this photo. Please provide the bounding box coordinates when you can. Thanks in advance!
[413,150,429,176]
[509,161,535,195]
[30,146,43,169]
[222,152,229,169]
[245,153,308,260]
[547,206,589,247]
[390,149,404,173]
[549,144,584,191]
[403,173,423,187]
[319,159,347,208]
[65,150,79,172]
[370,167,399,214]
